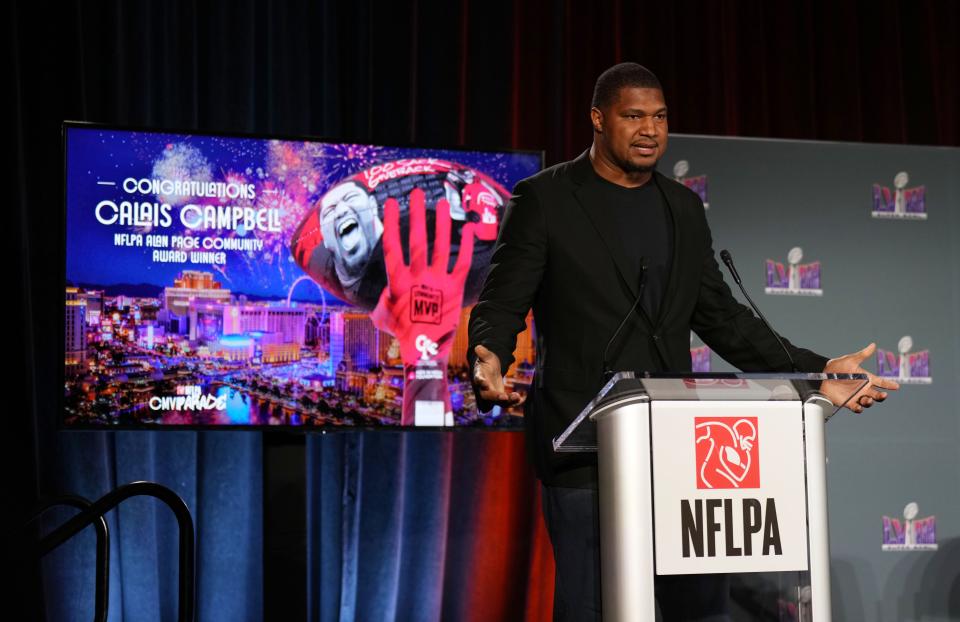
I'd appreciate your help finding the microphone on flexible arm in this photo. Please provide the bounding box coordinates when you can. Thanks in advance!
[719,249,798,372]
[602,258,649,380]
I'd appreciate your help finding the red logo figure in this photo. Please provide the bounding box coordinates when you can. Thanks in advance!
[695,417,760,489]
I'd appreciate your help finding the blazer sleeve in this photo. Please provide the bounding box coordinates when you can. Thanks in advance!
[690,218,829,373]
[468,179,548,372]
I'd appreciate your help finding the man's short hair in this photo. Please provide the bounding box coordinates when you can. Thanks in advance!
[591,63,663,110]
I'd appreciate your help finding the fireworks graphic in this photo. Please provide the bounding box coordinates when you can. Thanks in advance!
[151,143,214,205]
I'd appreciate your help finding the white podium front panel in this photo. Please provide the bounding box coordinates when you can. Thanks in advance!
[651,400,809,575]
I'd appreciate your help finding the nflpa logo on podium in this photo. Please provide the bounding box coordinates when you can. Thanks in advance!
[695,417,760,489]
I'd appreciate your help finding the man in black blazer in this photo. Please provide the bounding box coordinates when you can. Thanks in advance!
[468,64,896,620]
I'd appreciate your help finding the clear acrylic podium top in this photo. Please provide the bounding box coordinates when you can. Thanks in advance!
[553,372,869,452]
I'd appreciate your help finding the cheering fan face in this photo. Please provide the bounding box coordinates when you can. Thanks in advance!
[318,181,383,286]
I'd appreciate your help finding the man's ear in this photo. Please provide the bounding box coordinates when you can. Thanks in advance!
[590,107,603,134]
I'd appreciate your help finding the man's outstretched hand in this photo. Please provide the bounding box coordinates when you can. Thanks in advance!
[472,345,525,410]
[821,343,900,413]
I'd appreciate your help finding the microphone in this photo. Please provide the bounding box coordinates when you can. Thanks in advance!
[719,249,798,373]
[719,249,741,284]
[602,259,649,380]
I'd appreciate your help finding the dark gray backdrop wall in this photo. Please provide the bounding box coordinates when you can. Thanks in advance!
[669,134,959,621]
[11,0,960,618]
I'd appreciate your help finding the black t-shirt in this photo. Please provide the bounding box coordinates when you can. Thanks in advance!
[592,173,674,320]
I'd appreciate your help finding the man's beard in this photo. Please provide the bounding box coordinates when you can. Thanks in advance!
[617,155,658,174]
[333,219,379,287]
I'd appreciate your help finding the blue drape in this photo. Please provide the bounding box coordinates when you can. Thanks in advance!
[308,433,454,621]
[41,431,263,621]
[306,431,553,622]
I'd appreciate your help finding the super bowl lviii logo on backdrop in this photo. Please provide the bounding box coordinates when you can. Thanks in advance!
[673,160,709,209]
[872,171,927,220]
[882,502,938,551]
[764,247,822,296]
[876,336,932,384]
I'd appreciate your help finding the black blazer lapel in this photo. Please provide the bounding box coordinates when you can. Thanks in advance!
[569,152,641,300]
[652,171,683,331]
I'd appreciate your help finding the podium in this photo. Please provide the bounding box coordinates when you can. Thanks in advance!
[553,372,867,622]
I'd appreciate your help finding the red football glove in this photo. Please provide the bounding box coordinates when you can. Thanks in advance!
[370,187,475,366]
[370,187,475,425]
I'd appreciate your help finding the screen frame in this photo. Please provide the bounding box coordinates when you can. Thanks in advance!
[59,120,545,432]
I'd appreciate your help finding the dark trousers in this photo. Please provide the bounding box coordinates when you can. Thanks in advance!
[541,485,732,622]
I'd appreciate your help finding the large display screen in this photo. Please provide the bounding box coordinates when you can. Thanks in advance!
[63,124,542,428]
